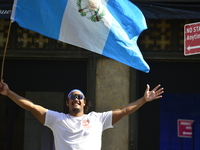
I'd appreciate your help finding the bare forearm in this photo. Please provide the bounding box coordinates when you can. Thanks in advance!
[1,81,47,124]
[112,97,146,125]
[112,84,164,125]
[6,90,34,111]
[120,97,146,116]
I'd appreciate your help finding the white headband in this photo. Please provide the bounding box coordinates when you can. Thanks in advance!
[68,89,85,97]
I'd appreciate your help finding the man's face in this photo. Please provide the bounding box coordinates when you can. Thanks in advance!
[66,91,86,116]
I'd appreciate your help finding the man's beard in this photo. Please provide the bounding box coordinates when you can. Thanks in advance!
[72,108,81,113]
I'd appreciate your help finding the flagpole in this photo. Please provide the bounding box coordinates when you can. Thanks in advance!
[1,20,12,82]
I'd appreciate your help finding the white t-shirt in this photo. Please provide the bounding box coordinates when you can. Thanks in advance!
[44,110,113,150]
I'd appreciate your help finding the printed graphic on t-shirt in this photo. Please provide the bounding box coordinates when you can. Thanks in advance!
[82,119,91,129]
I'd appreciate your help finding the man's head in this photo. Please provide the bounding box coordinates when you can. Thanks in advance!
[66,89,91,116]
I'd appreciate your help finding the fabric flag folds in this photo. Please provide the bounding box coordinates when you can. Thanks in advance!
[11,0,150,73]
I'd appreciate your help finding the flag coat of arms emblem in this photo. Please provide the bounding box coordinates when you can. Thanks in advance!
[11,0,150,73]
[77,0,105,22]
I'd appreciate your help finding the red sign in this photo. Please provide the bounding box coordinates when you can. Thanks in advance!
[184,22,200,56]
[177,119,194,138]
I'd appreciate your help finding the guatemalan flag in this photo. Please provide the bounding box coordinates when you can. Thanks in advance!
[11,0,150,73]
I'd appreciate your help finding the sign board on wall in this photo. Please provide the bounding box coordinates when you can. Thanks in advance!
[177,119,194,138]
[184,22,200,56]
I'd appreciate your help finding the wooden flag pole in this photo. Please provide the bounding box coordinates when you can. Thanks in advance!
[1,20,12,82]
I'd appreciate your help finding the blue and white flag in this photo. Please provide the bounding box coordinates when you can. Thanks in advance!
[11,0,150,73]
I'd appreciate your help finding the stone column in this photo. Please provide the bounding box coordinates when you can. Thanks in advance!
[96,58,130,150]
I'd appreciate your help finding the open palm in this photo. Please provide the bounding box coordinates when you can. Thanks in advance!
[144,84,164,102]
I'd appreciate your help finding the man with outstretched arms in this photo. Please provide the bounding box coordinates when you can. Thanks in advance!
[0,80,164,150]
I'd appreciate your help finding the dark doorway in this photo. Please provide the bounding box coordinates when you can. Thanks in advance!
[0,59,87,150]
[138,61,200,150]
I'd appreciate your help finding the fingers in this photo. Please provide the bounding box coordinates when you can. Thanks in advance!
[0,80,5,87]
[0,80,3,88]
[154,85,164,97]
[157,87,164,93]
[0,80,8,90]
[150,84,164,96]
[152,84,161,91]
[148,84,164,93]
[146,84,150,91]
